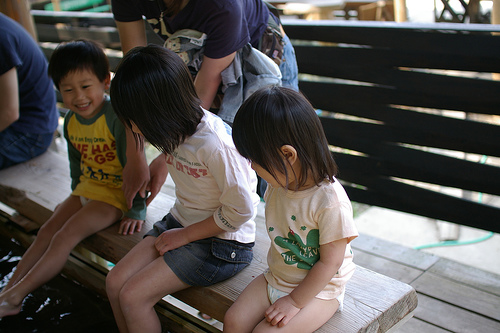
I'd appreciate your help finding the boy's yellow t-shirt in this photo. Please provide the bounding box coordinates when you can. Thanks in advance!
[63,96,146,219]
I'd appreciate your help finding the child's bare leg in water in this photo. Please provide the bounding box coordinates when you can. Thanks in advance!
[1,196,82,292]
[0,196,121,318]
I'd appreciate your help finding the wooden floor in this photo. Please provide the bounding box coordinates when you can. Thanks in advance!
[351,234,500,333]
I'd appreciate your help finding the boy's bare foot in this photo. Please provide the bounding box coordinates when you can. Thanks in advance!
[0,296,22,318]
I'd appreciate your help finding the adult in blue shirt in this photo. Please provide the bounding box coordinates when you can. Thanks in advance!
[0,13,58,169]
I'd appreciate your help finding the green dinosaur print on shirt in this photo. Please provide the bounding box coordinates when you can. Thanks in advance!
[274,227,320,270]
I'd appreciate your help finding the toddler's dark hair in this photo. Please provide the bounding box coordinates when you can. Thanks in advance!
[232,86,337,189]
[47,39,109,89]
[110,44,203,154]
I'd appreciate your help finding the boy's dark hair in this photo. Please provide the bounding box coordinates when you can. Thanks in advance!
[110,44,203,154]
[47,39,109,89]
[232,86,338,189]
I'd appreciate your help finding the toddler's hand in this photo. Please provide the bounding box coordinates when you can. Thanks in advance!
[265,295,300,327]
[118,217,144,235]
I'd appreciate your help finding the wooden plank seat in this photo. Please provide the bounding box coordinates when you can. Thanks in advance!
[0,150,417,332]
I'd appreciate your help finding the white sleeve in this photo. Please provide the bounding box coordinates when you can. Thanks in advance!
[208,145,259,232]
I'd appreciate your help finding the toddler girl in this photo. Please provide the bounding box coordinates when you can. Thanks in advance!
[224,86,358,332]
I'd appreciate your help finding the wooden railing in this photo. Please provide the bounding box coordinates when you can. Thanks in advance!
[283,19,500,233]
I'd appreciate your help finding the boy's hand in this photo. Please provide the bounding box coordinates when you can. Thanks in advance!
[265,295,300,327]
[122,157,150,209]
[118,217,144,235]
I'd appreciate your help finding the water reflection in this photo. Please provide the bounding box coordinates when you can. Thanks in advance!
[0,235,118,333]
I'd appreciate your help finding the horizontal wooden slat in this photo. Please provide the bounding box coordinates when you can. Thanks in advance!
[32,10,163,52]
[40,42,123,72]
[294,44,500,73]
[36,23,122,48]
[413,272,500,320]
[297,59,500,113]
[341,178,500,233]
[334,149,500,197]
[300,79,500,116]
[324,104,500,157]
[322,115,500,158]
[352,249,423,284]
[414,294,500,333]
[31,9,115,25]
[283,19,500,57]
[351,234,440,272]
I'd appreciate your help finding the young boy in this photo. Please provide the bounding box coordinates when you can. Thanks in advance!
[0,39,146,318]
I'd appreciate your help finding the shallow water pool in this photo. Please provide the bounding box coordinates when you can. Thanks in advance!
[0,235,118,333]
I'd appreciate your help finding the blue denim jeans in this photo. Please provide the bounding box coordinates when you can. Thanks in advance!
[279,34,299,91]
[0,128,54,170]
[146,214,254,286]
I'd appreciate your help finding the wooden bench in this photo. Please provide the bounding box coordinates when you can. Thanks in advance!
[0,150,417,332]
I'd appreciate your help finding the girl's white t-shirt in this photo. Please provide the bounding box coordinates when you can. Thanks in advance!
[167,110,260,244]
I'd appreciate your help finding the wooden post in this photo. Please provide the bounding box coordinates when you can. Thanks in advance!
[493,0,500,25]
[51,0,61,11]
[490,0,499,82]
[393,0,407,22]
[0,0,37,41]
[467,0,481,23]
